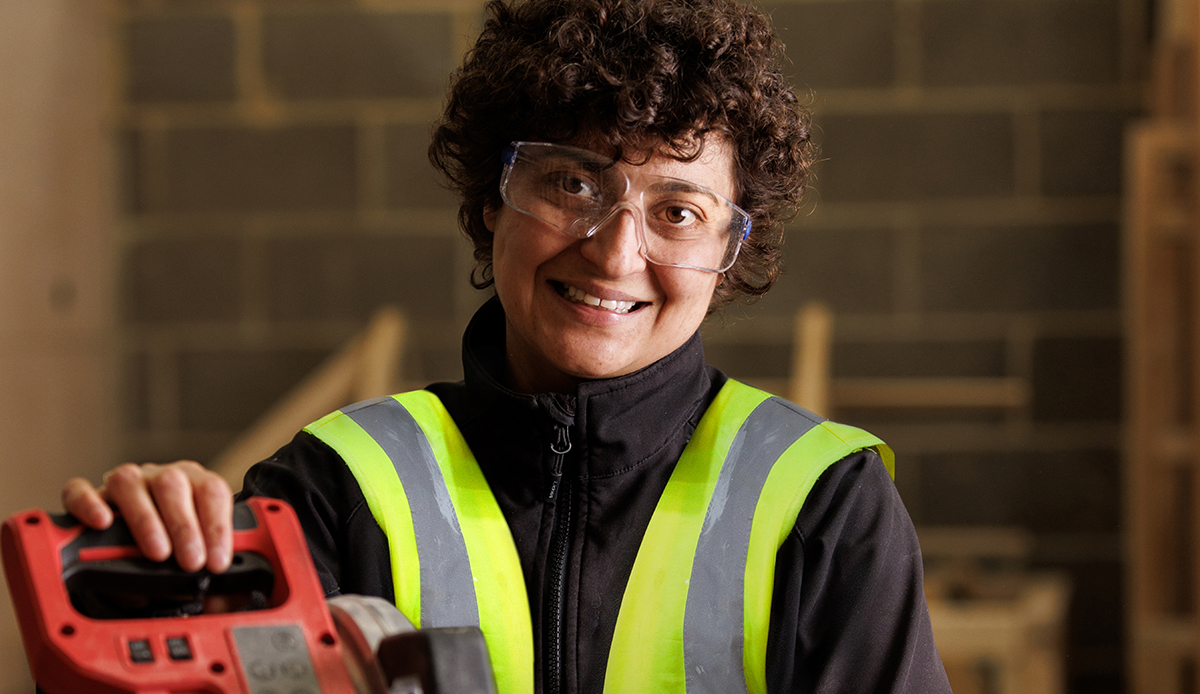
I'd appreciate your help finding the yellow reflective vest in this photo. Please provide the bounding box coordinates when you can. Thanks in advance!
[304,379,892,694]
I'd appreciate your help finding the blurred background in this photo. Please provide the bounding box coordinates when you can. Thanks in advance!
[0,0,1150,691]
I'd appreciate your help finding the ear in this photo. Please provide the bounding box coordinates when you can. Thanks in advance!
[483,206,498,232]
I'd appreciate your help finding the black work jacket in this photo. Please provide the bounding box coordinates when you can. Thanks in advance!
[238,298,951,694]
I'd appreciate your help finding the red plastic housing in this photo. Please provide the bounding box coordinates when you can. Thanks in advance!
[2,497,357,694]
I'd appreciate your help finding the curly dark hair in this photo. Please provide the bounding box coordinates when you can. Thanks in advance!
[429,0,814,311]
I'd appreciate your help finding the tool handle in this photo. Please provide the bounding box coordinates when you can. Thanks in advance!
[57,503,274,619]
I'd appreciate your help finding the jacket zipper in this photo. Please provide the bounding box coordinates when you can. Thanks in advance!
[546,424,572,502]
[546,422,573,694]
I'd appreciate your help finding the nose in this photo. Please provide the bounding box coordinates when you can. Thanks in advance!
[579,203,647,277]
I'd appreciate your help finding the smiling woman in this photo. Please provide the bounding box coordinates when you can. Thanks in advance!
[62,1,952,693]
[430,0,813,313]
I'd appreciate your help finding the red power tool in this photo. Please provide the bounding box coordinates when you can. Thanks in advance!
[2,497,498,694]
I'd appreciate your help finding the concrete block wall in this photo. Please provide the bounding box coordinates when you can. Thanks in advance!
[116,0,483,464]
[701,0,1142,690]
[115,0,1144,691]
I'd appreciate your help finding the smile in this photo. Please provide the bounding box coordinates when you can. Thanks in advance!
[554,282,643,314]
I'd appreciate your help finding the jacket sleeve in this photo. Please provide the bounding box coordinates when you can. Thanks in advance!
[766,449,951,694]
[234,430,394,601]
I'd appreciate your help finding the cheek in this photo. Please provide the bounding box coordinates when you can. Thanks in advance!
[490,214,528,289]
[490,211,569,298]
[676,273,721,305]
[659,272,721,323]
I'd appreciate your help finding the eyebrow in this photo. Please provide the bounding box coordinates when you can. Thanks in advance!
[535,152,620,174]
[644,178,724,206]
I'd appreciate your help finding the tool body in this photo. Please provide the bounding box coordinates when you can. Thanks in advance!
[2,497,497,694]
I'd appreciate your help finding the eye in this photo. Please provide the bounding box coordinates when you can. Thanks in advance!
[660,205,700,226]
[548,171,601,200]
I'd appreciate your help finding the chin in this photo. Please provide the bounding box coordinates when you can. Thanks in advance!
[557,351,640,382]
[563,361,626,382]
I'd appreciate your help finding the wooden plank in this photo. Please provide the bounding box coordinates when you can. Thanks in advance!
[1157,427,1195,468]
[210,307,406,488]
[351,306,406,401]
[1191,9,1200,682]
[1133,617,1194,694]
[917,526,1034,564]
[1125,121,1175,694]
[1150,0,1196,117]
[1126,2,1200,687]
[1125,120,1198,694]
[831,377,1030,409]
[740,377,788,399]
[736,376,1031,410]
[1136,616,1197,652]
[789,302,832,416]
[750,302,1032,415]
[926,571,1070,694]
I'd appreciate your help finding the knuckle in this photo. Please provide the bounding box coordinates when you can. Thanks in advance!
[123,507,164,538]
[194,475,231,502]
[105,463,144,488]
[60,487,80,510]
[164,516,198,540]
[204,519,231,543]
[149,466,190,494]
[61,483,92,511]
[61,477,88,498]
[177,460,204,475]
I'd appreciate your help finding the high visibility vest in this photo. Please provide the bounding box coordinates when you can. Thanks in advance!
[303,379,892,694]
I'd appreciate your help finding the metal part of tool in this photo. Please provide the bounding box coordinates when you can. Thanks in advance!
[330,594,499,694]
[376,626,498,694]
[330,594,416,694]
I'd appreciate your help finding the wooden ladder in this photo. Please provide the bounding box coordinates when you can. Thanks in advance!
[1126,0,1200,690]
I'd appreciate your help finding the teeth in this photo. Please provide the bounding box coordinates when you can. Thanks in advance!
[562,284,636,314]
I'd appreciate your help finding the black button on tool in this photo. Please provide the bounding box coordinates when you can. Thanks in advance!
[167,636,193,661]
[129,639,154,663]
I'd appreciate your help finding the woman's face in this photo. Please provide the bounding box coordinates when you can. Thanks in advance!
[485,136,734,394]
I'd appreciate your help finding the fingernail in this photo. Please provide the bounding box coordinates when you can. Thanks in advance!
[211,546,231,571]
[183,540,204,570]
[148,543,170,563]
[90,508,113,528]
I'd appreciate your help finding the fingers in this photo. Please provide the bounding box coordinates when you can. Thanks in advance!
[65,461,234,574]
[145,462,232,573]
[61,477,114,529]
[171,463,233,573]
[151,463,211,571]
[193,473,233,573]
[104,463,173,563]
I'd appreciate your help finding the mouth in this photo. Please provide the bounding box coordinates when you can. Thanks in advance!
[552,281,646,315]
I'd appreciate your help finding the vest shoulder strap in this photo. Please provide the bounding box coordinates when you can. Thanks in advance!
[303,391,533,694]
[605,379,890,694]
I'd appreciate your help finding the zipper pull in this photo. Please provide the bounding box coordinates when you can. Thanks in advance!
[546,424,572,502]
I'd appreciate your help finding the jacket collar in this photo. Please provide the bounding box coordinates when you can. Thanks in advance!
[458,296,717,481]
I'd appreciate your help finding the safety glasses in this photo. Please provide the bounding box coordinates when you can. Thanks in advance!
[499,141,751,273]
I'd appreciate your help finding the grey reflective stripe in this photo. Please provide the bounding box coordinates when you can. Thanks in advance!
[683,397,822,693]
[342,396,480,629]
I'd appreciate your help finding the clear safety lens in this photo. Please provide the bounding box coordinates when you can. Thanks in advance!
[500,141,751,273]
